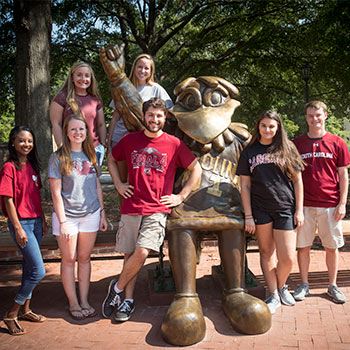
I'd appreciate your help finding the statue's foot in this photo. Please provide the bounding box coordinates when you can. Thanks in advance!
[161,293,206,346]
[222,288,271,335]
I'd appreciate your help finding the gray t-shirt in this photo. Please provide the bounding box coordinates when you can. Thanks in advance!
[48,151,101,218]
[110,83,174,144]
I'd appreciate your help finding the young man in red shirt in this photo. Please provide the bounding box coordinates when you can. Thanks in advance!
[293,101,350,304]
[103,98,202,321]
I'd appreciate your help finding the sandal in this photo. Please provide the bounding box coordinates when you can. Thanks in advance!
[3,314,25,336]
[82,306,97,318]
[20,310,46,323]
[69,308,86,320]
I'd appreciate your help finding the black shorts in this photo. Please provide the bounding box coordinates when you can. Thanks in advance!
[252,208,296,230]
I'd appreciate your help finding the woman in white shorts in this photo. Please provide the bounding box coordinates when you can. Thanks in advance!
[49,114,107,320]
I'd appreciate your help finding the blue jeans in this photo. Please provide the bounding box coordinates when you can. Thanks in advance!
[95,143,105,168]
[8,217,46,305]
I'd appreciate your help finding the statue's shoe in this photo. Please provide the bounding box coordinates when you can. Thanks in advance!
[161,293,206,346]
[222,288,271,334]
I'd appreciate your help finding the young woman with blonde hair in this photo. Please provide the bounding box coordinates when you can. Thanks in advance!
[50,62,107,165]
[107,53,173,149]
[49,114,107,320]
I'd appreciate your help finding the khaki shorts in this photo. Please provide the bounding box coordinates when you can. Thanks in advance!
[297,207,344,249]
[115,213,167,254]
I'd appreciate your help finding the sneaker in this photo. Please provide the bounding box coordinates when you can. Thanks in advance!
[278,284,296,306]
[327,285,346,304]
[102,279,121,318]
[265,294,281,315]
[293,282,310,301]
[115,300,135,322]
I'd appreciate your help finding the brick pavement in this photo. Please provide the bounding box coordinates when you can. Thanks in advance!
[1,246,350,349]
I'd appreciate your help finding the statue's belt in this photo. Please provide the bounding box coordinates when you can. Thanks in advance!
[167,206,244,231]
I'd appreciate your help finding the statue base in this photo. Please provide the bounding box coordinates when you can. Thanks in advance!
[148,262,266,305]
[148,265,176,306]
[211,265,266,300]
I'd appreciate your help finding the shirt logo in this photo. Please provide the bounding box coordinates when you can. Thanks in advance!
[131,147,168,175]
[249,152,276,172]
[32,175,39,187]
[72,160,96,175]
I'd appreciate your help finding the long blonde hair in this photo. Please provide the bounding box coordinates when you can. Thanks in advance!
[59,62,101,115]
[129,54,155,87]
[55,114,98,176]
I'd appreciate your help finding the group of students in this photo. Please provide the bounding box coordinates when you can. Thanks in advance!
[237,102,350,314]
[0,51,349,337]
[0,53,179,335]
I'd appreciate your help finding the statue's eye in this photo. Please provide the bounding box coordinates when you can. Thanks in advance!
[177,87,202,111]
[203,89,226,107]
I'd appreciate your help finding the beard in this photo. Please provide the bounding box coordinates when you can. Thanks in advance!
[144,120,164,134]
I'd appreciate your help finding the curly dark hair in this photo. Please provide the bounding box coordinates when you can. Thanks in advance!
[142,97,167,115]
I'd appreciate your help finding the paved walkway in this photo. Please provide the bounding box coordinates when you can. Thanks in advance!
[1,245,350,349]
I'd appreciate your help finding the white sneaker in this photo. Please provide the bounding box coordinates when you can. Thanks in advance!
[327,284,346,304]
[293,282,310,301]
[265,294,281,314]
[278,284,296,306]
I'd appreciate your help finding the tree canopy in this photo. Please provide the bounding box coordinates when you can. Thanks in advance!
[1,0,350,141]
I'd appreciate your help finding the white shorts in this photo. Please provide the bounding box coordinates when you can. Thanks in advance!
[52,209,100,236]
[297,207,344,249]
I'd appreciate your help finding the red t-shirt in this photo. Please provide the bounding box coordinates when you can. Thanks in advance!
[112,131,196,215]
[0,162,43,218]
[53,91,103,146]
[293,132,350,207]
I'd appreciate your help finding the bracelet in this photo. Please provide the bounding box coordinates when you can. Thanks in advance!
[100,208,105,212]
[60,221,67,224]
[245,215,253,219]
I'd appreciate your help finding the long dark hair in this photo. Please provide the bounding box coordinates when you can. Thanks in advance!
[249,110,304,180]
[7,126,41,174]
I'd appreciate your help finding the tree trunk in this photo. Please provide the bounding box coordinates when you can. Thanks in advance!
[14,0,52,197]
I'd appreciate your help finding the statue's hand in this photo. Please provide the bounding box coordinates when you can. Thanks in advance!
[228,122,251,143]
[100,44,126,82]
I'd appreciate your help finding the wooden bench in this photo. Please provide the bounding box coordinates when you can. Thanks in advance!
[1,220,349,253]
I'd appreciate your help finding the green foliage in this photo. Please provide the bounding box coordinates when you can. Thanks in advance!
[1,0,350,141]
[0,115,14,142]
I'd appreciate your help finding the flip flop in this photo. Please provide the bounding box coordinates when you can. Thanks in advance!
[20,310,46,323]
[69,308,85,320]
[3,314,25,336]
[82,306,97,318]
